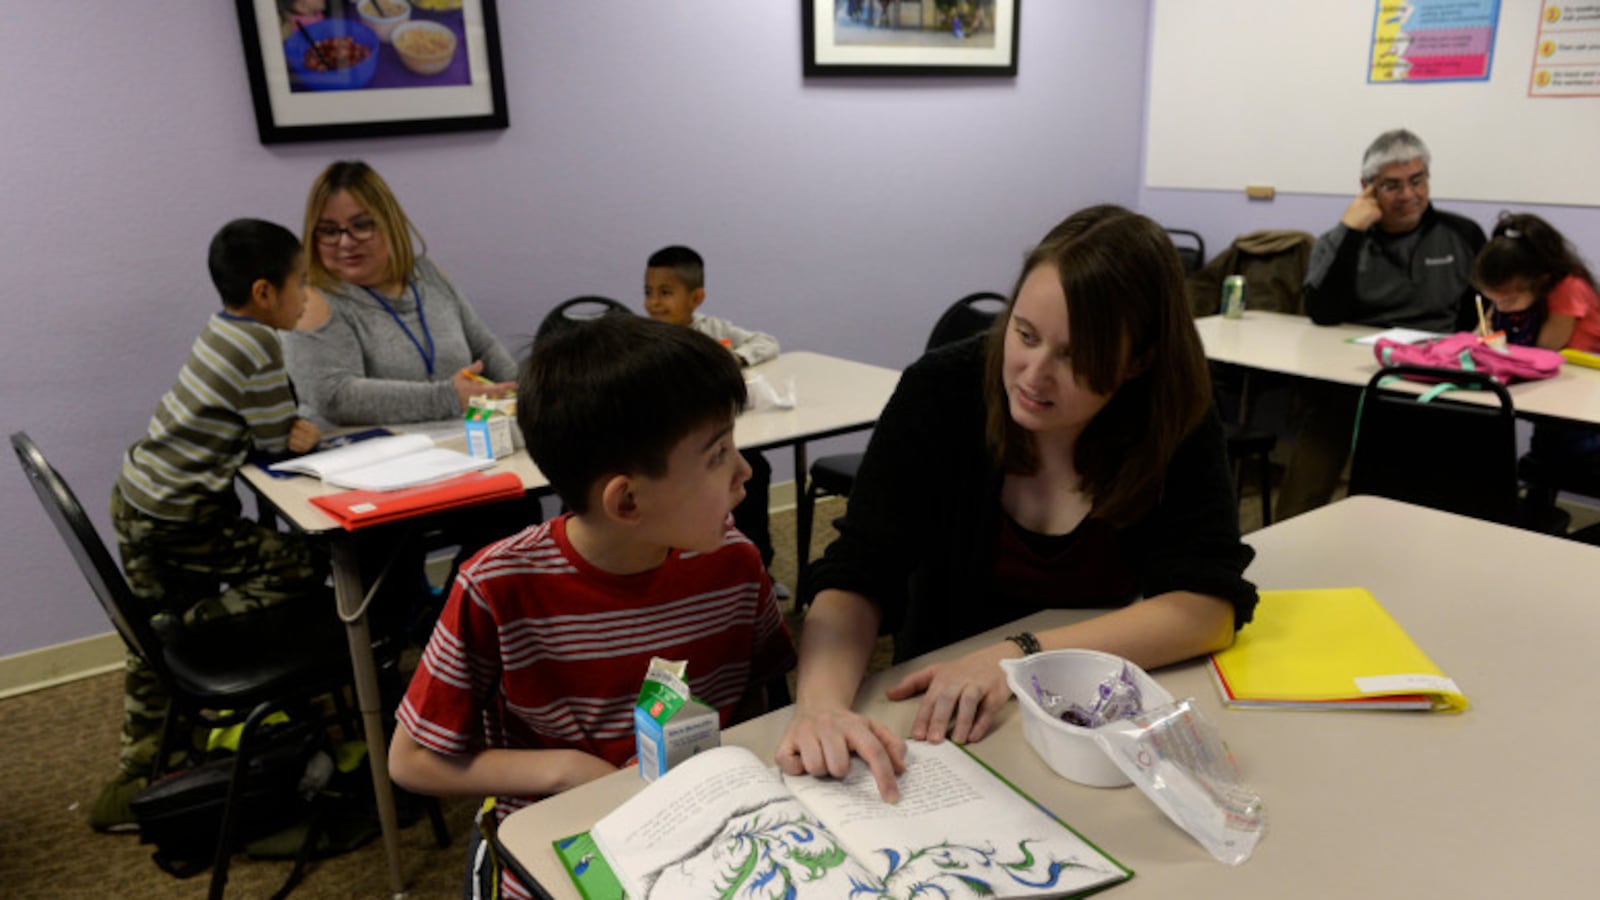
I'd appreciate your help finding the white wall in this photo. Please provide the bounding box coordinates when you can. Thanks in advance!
[0,2,1152,658]
[1146,0,1600,207]
[1138,0,1600,269]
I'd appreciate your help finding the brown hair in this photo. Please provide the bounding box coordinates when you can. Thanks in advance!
[1473,211,1597,301]
[517,315,747,514]
[983,205,1212,526]
[301,160,423,291]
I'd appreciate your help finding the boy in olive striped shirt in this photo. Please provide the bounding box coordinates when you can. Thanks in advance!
[95,219,328,831]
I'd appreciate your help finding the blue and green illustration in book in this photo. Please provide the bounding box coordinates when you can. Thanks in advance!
[554,740,1131,899]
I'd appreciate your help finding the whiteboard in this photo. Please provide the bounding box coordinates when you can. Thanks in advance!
[1146,0,1600,207]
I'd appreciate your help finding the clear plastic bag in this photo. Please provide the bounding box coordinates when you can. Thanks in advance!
[1092,698,1266,865]
[743,373,796,410]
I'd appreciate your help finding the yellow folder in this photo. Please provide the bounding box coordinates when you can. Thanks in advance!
[1560,348,1600,370]
[1210,588,1467,712]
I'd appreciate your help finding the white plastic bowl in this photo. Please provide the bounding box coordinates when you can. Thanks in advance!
[1001,649,1173,788]
[358,0,411,43]
[392,20,457,75]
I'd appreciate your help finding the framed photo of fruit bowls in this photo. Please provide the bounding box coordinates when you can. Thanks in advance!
[235,0,508,144]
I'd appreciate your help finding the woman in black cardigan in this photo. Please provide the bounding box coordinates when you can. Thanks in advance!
[777,205,1259,801]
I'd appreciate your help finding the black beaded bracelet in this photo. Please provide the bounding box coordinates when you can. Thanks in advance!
[1005,631,1040,656]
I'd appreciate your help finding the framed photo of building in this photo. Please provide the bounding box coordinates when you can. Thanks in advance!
[803,0,1019,77]
[235,0,508,144]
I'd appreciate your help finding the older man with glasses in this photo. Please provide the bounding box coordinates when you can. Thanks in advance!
[1277,129,1487,519]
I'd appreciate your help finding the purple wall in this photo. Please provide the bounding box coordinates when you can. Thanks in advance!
[0,2,1150,658]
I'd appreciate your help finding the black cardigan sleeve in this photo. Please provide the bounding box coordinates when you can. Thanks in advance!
[1122,410,1259,628]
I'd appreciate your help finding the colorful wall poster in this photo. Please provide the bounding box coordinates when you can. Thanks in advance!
[1369,0,1501,83]
[1530,2,1600,96]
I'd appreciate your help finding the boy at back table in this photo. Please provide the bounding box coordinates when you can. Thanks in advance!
[389,314,795,899]
[96,218,329,830]
[644,244,780,574]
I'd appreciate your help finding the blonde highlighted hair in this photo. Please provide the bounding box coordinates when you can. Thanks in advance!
[302,160,425,291]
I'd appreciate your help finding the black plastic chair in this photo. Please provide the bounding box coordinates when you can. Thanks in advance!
[1166,228,1206,276]
[1347,367,1521,526]
[10,432,365,898]
[1518,451,1600,534]
[1169,225,1280,524]
[794,292,1008,606]
[1223,420,1276,526]
[534,295,634,346]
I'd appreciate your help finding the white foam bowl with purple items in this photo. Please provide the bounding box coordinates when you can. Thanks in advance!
[1001,649,1174,788]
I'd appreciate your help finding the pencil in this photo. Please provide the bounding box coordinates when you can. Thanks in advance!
[460,367,495,385]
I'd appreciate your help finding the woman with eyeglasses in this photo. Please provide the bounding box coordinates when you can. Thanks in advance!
[287,160,517,425]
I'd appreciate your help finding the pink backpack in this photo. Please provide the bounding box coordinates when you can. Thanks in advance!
[1373,333,1563,385]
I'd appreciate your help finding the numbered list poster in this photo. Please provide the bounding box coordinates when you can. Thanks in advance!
[1531,2,1600,96]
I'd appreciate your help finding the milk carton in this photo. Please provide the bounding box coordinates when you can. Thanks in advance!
[463,403,515,459]
[633,658,721,782]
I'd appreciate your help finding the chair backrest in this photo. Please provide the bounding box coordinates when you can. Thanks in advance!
[10,432,166,671]
[1347,366,1520,524]
[535,295,634,346]
[926,291,1008,351]
[1166,228,1206,276]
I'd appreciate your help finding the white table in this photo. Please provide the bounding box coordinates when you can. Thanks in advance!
[1195,310,1600,425]
[239,350,899,895]
[499,495,1600,898]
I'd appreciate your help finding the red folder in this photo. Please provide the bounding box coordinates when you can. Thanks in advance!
[310,471,527,530]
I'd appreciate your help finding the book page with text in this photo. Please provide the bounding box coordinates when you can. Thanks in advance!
[591,746,879,899]
[782,740,1128,898]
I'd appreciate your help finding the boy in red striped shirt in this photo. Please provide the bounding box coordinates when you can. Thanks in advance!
[390,314,794,898]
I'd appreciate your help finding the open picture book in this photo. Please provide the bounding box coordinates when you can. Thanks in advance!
[267,432,492,492]
[553,740,1131,900]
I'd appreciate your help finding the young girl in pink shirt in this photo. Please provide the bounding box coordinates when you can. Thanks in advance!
[1474,212,1600,506]
[1474,212,1600,353]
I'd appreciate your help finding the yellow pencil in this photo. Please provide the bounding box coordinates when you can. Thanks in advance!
[460,367,495,385]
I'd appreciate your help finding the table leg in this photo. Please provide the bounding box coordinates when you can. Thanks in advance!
[792,442,810,604]
[332,540,407,897]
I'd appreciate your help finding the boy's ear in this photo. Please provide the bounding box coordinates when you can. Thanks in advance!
[599,474,642,524]
[236,277,275,318]
[690,288,706,311]
[246,277,276,314]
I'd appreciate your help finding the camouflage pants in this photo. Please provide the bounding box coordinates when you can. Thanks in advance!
[110,486,329,776]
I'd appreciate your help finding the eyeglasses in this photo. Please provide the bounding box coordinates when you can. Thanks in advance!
[312,219,378,246]
[1374,172,1429,196]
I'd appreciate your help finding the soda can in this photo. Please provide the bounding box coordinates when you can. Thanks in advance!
[1221,275,1246,319]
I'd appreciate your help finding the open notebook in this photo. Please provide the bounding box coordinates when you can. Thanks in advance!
[268,433,492,492]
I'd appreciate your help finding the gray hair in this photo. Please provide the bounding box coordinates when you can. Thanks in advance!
[1361,129,1430,182]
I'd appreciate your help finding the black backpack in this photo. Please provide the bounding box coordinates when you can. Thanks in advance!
[131,719,326,880]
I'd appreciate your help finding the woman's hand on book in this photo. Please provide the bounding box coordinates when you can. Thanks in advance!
[887,641,1019,746]
[775,705,907,803]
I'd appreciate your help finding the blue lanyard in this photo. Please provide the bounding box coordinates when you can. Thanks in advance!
[362,282,435,376]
